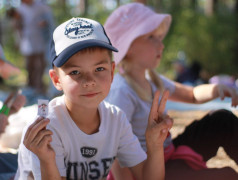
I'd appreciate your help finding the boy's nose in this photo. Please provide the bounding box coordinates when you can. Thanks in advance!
[82,75,96,88]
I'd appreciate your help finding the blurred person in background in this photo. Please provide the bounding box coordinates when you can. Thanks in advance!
[0,44,26,180]
[8,0,54,95]
[173,59,204,86]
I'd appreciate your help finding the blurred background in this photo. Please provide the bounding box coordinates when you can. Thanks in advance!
[0,0,238,105]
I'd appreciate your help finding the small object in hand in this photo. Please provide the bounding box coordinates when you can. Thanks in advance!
[37,99,49,118]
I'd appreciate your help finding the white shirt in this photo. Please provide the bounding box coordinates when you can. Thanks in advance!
[15,95,146,180]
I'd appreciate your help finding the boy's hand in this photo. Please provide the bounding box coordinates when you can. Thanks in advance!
[23,117,55,162]
[146,90,173,153]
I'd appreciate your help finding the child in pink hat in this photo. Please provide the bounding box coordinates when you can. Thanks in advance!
[105,2,238,180]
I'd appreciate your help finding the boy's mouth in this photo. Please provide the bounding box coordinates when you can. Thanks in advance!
[82,92,99,97]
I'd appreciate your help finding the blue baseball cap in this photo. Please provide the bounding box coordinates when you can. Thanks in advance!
[50,17,118,67]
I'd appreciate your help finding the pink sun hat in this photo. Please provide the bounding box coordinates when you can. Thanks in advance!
[104,2,172,65]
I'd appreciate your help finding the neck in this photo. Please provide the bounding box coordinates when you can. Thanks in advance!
[124,68,153,102]
[65,99,100,135]
[125,65,147,86]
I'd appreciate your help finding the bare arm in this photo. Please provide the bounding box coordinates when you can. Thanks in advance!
[40,160,63,180]
[169,82,238,106]
[168,81,195,103]
[130,148,165,180]
[130,90,173,180]
[193,84,238,106]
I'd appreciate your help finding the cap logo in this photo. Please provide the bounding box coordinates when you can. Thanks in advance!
[64,18,94,39]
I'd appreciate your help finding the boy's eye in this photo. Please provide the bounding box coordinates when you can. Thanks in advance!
[70,70,80,75]
[95,67,105,72]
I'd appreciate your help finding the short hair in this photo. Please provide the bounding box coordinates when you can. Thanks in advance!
[78,47,113,60]
[53,47,113,69]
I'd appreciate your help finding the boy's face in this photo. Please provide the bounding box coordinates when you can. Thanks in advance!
[50,48,115,110]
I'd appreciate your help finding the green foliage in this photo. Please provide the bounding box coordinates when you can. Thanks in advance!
[160,8,238,78]
[1,0,238,84]
[49,0,112,29]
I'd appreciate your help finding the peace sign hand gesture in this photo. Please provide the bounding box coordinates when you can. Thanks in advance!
[146,90,173,153]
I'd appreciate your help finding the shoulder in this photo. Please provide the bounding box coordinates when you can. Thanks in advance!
[111,73,139,96]
[107,74,137,101]
[48,95,64,108]
[47,96,64,116]
[47,95,67,127]
[99,101,129,125]
[146,72,176,94]
[159,74,176,94]
[111,73,129,89]
[100,100,125,117]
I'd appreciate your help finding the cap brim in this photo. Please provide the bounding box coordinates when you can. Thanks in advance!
[53,39,118,67]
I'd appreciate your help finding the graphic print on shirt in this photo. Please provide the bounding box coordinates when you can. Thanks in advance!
[66,156,116,180]
[81,147,97,158]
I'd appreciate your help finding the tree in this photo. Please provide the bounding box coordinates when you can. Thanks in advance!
[116,0,120,6]
[235,0,238,14]
[205,0,218,16]
[134,0,147,4]
[79,0,89,16]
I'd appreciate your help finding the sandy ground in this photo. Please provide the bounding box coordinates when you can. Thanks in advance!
[168,110,238,172]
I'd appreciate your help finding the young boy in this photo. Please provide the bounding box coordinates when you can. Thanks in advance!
[15,17,173,180]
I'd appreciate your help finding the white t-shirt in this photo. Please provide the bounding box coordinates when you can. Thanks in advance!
[15,95,146,180]
[106,73,176,152]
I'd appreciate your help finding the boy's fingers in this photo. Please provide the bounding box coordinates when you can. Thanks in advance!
[38,135,53,149]
[157,90,169,117]
[154,117,170,132]
[24,117,50,144]
[155,116,173,135]
[24,117,44,139]
[31,129,53,147]
[149,91,160,122]
[164,114,174,129]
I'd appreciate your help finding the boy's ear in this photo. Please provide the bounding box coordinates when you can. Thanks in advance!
[111,61,115,82]
[49,69,63,91]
